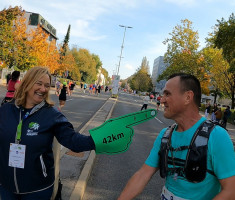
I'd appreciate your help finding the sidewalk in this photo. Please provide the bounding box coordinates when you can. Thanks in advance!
[59,97,117,200]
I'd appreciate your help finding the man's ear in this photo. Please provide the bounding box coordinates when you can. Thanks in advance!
[185,91,194,105]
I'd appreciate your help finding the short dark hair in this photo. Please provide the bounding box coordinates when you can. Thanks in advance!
[168,73,201,107]
[11,71,20,81]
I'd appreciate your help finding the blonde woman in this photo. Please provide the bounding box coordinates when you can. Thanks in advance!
[0,67,95,200]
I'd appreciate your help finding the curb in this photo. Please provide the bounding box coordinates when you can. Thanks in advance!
[69,97,117,200]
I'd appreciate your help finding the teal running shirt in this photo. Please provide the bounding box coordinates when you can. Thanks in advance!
[145,117,235,200]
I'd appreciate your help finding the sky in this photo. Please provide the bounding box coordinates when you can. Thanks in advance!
[1,0,234,79]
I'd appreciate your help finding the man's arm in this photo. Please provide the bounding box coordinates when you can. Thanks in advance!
[213,176,235,200]
[118,164,158,200]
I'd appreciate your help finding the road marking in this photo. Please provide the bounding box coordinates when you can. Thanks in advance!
[155,117,163,123]
[66,99,73,101]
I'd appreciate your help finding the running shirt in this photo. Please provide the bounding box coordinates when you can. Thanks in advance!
[145,117,235,200]
[6,80,20,98]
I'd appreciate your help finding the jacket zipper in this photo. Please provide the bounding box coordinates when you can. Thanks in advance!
[40,155,48,177]
[14,112,21,194]
[13,103,46,193]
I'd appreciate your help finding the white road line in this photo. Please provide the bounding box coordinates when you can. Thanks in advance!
[155,117,163,123]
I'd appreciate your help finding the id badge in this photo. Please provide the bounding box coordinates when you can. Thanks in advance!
[9,143,26,169]
[161,186,187,200]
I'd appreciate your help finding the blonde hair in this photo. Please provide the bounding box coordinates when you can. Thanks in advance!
[15,66,54,107]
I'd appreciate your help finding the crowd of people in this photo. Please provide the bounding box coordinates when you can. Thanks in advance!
[204,102,232,128]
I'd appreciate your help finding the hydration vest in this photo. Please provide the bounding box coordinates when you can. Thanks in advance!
[159,120,218,183]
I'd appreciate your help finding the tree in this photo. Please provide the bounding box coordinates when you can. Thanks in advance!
[0,6,61,72]
[158,19,210,94]
[72,48,97,83]
[140,56,150,74]
[200,47,230,103]
[129,57,153,92]
[209,13,235,108]
[60,24,71,58]
[92,54,102,72]
[0,6,34,70]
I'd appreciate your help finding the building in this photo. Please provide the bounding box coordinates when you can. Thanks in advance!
[0,11,58,84]
[24,11,58,42]
[151,56,169,93]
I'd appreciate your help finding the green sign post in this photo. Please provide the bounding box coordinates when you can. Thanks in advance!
[90,109,157,154]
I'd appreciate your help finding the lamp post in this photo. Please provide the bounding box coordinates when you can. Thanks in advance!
[117,25,132,76]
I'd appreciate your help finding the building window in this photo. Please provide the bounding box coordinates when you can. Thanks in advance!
[29,13,39,25]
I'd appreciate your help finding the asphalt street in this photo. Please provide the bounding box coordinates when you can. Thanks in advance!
[83,92,235,200]
[83,92,173,200]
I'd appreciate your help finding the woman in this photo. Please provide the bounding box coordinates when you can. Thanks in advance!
[1,71,20,106]
[0,67,95,200]
[211,103,218,121]
[58,81,69,111]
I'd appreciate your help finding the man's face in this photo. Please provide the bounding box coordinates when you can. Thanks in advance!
[161,76,186,119]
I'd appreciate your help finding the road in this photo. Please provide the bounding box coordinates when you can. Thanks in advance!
[83,92,173,200]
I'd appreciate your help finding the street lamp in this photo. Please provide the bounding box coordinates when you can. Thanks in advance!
[117,25,133,76]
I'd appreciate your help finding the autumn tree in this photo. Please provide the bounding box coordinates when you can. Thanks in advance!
[129,57,153,92]
[92,54,102,72]
[208,13,235,108]
[158,19,210,94]
[0,6,34,70]
[72,48,97,83]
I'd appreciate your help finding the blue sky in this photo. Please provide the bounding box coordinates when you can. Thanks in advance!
[1,0,234,79]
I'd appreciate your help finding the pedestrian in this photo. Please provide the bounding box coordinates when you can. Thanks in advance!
[150,94,154,102]
[55,79,61,96]
[98,85,101,96]
[1,71,20,106]
[83,83,87,93]
[69,81,75,97]
[58,81,69,111]
[221,106,232,128]
[95,84,99,95]
[156,95,161,110]
[204,102,211,118]
[92,84,96,95]
[215,106,222,123]
[0,67,96,200]
[105,85,108,92]
[211,103,218,121]
[80,82,83,91]
[118,73,235,200]
[140,93,150,111]
[6,73,12,85]
[89,84,93,95]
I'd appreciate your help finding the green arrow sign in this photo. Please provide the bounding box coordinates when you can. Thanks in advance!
[89,109,157,154]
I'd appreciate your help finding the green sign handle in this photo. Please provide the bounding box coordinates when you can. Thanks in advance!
[89,109,157,154]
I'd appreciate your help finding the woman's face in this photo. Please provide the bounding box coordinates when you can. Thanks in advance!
[26,74,50,108]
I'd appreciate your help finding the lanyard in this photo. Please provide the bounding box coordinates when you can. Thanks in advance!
[16,111,30,142]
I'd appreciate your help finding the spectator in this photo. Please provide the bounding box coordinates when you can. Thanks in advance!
[1,71,20,106]
[215,107,222,123]
[211,103,218,121]
[205,102,211,118]
[222,106,231,128]
[0,67,96,199]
